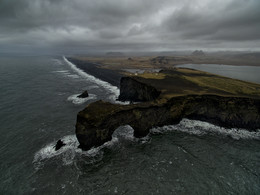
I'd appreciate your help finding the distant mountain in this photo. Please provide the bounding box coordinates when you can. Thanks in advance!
[106,52,124,56]
[192,50,205,56]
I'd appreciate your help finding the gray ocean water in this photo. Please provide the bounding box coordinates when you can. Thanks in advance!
[0,56,259,194]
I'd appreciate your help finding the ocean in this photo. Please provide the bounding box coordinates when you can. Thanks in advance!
[0,56,259,194]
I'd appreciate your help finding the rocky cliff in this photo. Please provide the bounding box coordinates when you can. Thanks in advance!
[118,77,161,102]
[76,94,260,150]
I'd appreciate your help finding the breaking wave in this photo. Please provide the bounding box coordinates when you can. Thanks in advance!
[67,93,97,105]
[33,118,258,170]
[150,118,260,140]
[33,126,137,169]
[63,56,120,101]
[33,135,80,168]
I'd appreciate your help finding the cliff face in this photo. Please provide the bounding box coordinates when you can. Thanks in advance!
[76,95,260,150]
[118,77,161,102]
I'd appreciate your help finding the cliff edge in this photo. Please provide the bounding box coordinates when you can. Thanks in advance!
[76,69,260,150]
[118,77,160,102]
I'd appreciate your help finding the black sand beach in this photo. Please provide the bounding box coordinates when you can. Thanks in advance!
[67,57,122,87]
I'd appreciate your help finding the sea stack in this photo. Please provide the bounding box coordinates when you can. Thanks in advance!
[55,139,66,151]
[118,77,160,102]
[77,90,89,98]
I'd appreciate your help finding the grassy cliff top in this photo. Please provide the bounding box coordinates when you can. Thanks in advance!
[72,56,260,100]
[131,68,260,100]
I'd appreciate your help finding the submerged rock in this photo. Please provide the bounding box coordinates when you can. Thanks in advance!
[77,90,89,98]
[54,139,66,151]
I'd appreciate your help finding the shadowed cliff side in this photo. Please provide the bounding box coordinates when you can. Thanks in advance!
[76,95,260,150]
[118,77,160,102]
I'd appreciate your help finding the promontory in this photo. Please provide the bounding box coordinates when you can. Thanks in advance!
[72,62,260,150]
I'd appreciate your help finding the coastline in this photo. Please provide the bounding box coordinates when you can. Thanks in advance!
[66,57,123,87]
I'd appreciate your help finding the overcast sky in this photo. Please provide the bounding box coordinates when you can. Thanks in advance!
[0,0,259,54]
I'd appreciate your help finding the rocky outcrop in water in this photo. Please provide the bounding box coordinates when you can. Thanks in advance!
[77,90,89,98]
[76,94,260,150]
[118,77,161,102]
[55,139,66,151]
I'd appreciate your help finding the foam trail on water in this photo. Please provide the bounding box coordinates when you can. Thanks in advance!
[150,118,260,140]
[87,85,99,90]
[33,126,136,169]
[67,94,97,105]
[52,59,64,66]
[33,135,80,168]
[63,56,120,101]
[66,74,80,79]
[52,70,69,73]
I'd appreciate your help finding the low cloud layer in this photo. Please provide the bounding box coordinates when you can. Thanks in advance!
[0,0,259,53]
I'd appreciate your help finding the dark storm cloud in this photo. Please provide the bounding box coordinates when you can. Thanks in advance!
[0,0,259,52]
[163,0,260,41]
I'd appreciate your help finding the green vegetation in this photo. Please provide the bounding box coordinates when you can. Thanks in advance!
[134,68,260,100]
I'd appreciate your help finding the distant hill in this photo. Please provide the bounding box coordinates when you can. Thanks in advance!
[106,52,124,56]
[192,50,205,56]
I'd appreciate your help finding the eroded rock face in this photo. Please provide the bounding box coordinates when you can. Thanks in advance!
[76,95,260,150]
[118,77,161,102]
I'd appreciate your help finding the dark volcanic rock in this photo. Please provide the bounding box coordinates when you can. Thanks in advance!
[55,139,66,151]
[77,90,89,98]
[118,77,161,102]
[76,95,260,150]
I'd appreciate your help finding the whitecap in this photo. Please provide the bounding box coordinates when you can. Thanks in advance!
[150,118,260,140]
[52,70,69,73]
[66,74,80,79]
[33,135,80,168]
[33,125,137,169]
[87,85,99,90]
[67,94,97,105]
[52,59,64,66]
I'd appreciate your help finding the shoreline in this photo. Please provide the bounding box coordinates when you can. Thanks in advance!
[66,57,123,87]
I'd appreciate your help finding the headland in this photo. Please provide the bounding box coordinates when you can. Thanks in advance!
[67,57,260,150]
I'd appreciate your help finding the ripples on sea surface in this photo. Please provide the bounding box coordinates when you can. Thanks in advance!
[0,56,259,194]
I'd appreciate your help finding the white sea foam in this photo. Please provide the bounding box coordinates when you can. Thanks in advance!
[52,70,70,75]
[52,59,64,66]
[63,56,120,101]
[54,70,69,73]
[53,70,81,79]
[66,74,80,79]
[33,126,136,168]
[150,118,260,140]
[112,125,135,141]
[87,85,99,90]
[67,94,97,105]
[33,135,80,168]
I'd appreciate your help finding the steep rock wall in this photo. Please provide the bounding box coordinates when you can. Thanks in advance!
[76,95,260,150]
[118,77,161,102]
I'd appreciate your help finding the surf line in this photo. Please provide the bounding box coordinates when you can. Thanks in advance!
[63,56,120,101]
